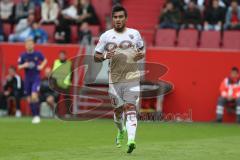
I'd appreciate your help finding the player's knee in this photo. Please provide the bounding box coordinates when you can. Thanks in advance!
[124,103,137,119]
[114,107,123,119]
[124,103,136,112]
[31,93,39,102]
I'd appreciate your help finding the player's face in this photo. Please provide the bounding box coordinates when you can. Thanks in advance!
[8,68,15,76]
[231,71,239,79]
[59,52,66,60]
[112,11,127,32]
[25,40,35,52]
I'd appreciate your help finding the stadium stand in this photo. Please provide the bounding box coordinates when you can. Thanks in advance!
[42,24,55,43]
[200,31,221,49]
[155,29,176,47]
[177,29,199,48]
[222,31,240,50]
[3,23,12,38]
[122,0,165,46]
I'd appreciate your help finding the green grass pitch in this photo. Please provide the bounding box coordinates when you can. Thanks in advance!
[0,118,240,160]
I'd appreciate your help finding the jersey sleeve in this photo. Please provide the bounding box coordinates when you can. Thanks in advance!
[38,52,45,61]
[18,54,25,65]
[95,33,106,54]
[135,31,144,49]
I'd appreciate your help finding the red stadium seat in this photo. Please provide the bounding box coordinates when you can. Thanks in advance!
[222,31,240,50]
[91,0,112,28]
[177,29,199,48]
[155,29,176,47]
[89,25,100,37]
[3,23,12,38]
[41,24,55,43]
[200,31,221,49]
[140,30,154,46]
[71,25,78,43]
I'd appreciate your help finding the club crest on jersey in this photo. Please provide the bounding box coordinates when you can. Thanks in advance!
[129,34,134,39]
[34,57,38,61]
[119,40,133,49]
[105,42,117,52]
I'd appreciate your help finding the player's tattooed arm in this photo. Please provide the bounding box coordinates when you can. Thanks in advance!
[94,51,115,62]
[133,47,145,62]
[37,59,47,70]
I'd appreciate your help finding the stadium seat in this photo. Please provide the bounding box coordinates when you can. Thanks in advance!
[71,25,78,43]
[155,29,176,47]
[3,23,12,38]
[200,31,221,49]
[222,31,240,50]
[91,0,112,28]
[89,25,100,37]
[41,24,55,43]
[140,30,154,46]
[177,29,199,48]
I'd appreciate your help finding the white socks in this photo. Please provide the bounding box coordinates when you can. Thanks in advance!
[126,111,137,141]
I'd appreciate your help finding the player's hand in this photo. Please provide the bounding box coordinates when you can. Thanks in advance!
[22,62,30,68]
[37,65,44,71]
[4,91,10,96]
[104,51,115,59]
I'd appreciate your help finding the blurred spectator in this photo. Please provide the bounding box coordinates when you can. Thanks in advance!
[215,67,240,124]
[113,0,121,5]
[0,20,4,41]
[31,0,42,6]
[40,67,58,118]
[204,0,225,31]
[0,0,14,23]
[15,0,35,22]
[40,0,59,24]
[159,1,181,29]
[30,21,48,44]
[170,0,185,11]
[79,0,99,25]
[54,18,71,43]
[0,66,24,117]
[182,0,202,30]
[224,0,240,30]
[9,13,35,42]
[52,51,72,117]
[56,0,69,9]
[78,22,92,45]
[61,0,81,24]
[207,0,230,8]
[184,0,204,10]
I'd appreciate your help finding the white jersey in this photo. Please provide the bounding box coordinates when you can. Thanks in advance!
[95,28,144,83]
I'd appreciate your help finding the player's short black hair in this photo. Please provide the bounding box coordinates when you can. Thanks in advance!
[231,67,239,73]
[112,4,128,17]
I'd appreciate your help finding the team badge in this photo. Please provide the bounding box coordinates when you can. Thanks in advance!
[34,57,38,61]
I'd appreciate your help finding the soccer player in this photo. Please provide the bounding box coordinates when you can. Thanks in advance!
[94,5,145,153]
[18,39,47,124]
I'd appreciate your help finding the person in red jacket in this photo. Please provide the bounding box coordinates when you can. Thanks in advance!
[216,67,240,123]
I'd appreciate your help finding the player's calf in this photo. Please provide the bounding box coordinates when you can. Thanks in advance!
[124,103,137,153]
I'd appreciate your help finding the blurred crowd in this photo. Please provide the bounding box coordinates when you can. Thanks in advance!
[159,0,240,31]
[0,0,101,44]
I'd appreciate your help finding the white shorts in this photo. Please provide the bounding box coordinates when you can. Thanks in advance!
[108,81,140,108]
